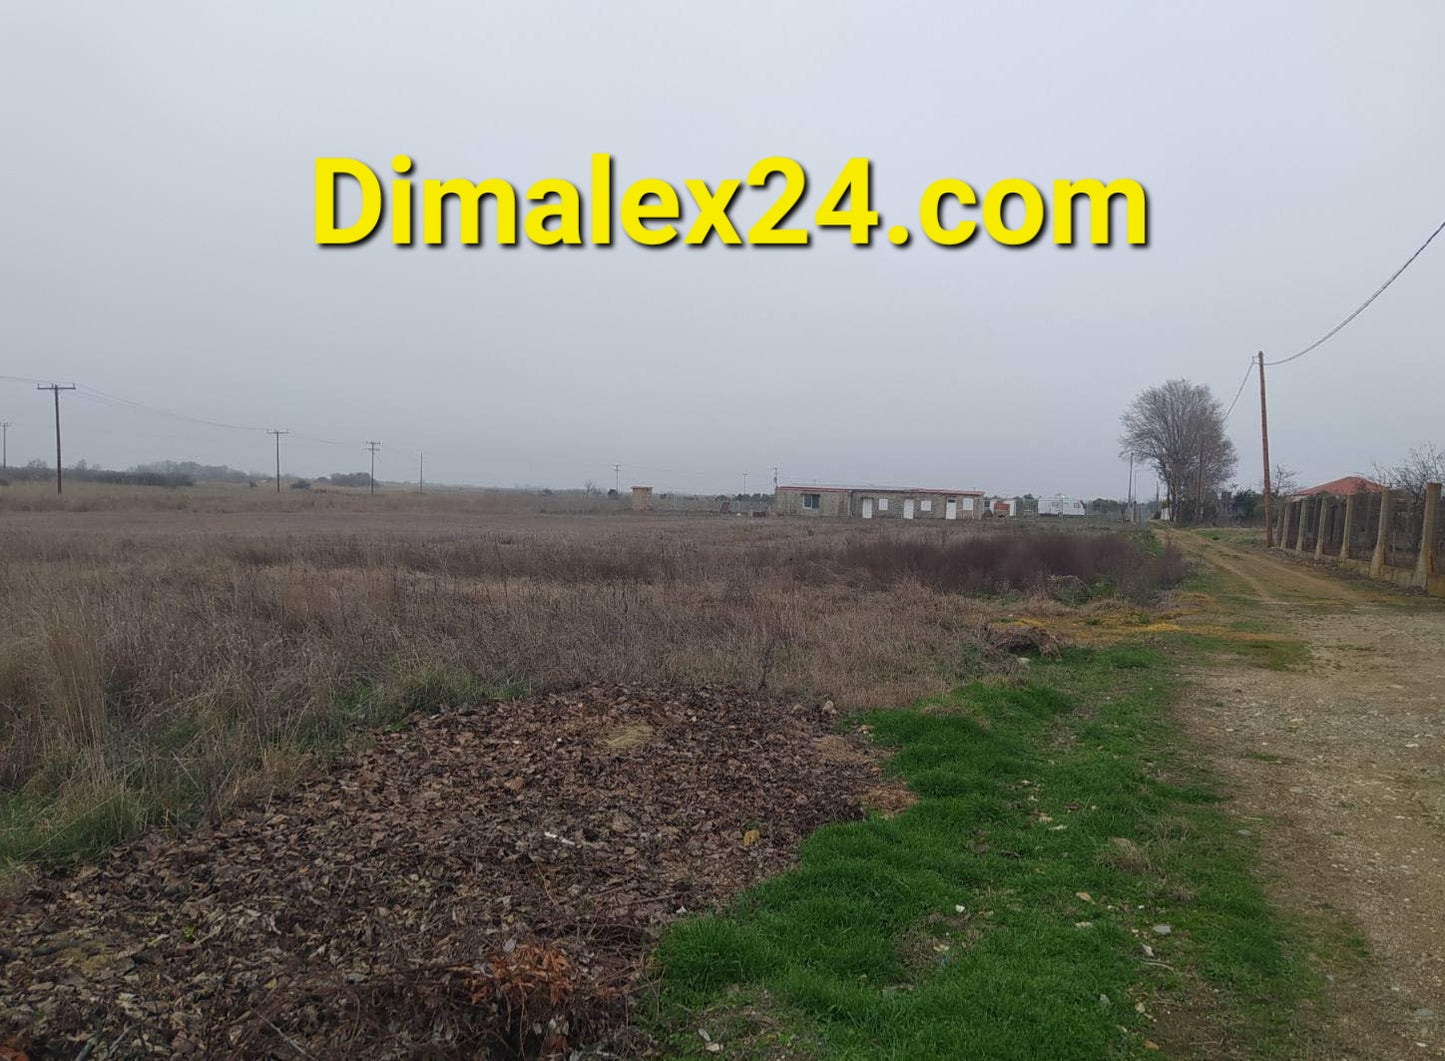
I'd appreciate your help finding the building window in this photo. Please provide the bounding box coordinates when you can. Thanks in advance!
[920,499,932,512]
[802,492,821,510]
[878,498,889,511]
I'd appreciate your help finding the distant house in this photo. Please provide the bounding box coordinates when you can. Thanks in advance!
[774,485,982,520]
[1290,475,1383,498]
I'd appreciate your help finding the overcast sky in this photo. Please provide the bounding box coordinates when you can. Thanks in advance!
[1,1,1441,497]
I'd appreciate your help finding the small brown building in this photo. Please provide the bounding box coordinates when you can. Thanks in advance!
[630,485,653,511]
[774,485,983,520]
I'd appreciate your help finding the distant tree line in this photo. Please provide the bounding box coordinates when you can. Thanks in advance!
[1,459,266,488]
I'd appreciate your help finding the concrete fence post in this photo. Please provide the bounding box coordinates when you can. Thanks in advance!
[1314,496,1330,560]
[1371,488,1392,578]
[1279,499,1294,550]
[1294,498,1310,553]
[1339,492,1357,561]
[1416,481,1441,580]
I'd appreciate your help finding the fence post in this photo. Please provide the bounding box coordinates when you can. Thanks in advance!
[1371,488,1392,578]
[1314,496,1330,560]
[1416,481,1441,580]
[1279,499,1294,550]
[1339,492,1356,560]
[1294,498,1309,553]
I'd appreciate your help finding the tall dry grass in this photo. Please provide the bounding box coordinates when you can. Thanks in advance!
[0,509,1180,863]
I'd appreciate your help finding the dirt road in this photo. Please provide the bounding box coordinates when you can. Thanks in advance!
[1170,532,1445,1059]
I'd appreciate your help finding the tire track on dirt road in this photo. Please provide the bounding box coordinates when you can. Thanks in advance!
[1169,532,1445,1059]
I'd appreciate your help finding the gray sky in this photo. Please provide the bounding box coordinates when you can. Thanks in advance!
[2,0,1441,497]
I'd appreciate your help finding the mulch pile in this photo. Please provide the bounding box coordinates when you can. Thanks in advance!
[1,685,886,1059]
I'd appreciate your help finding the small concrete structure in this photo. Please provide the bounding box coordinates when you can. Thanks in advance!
[630,485,653,512]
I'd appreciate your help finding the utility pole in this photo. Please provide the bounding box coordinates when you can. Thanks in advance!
[364,441,382,495]
[267,429,289,493]
[1258,351,1274,547]
[612,463,621,495]
[36,383,76,494]
[741,472,748,497]
[0,421,11,471]
[1126,453,1134,523]
[419,452,424,494]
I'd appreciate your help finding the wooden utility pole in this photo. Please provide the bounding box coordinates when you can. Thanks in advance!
[0,421,11,471]
[267,429,289,493]
[1258,351,1274,546]
[36,383,76,494]
[1126,453,1134,523]
[364,441,381,495]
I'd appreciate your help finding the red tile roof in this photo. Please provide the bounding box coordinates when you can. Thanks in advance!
[1291,475,1383,498]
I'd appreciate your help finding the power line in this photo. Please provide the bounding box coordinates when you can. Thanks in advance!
[1222,359,1255,420]
[75,385,266,433]
[1265,216,1445,367]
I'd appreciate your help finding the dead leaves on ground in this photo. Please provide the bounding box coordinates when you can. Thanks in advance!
[1,685,883,1058]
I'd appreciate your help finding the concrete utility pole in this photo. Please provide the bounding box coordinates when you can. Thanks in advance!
[267,429,289,494]
[36,383,76,494]
[741,472,748,497]
[1258,351,1274,546]
[364,441,382,495]
[773,465,779,493]
[419,452,424,494]
[612,463,621,494]
[0,421,11,471]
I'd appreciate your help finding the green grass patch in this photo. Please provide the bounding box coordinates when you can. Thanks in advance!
[652,646,1315,1059]
[1180,633,1310,671]
[0,663,516,871]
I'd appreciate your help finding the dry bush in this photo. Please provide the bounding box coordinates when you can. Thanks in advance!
[0,507,1176,863]
[831,529,1183,600]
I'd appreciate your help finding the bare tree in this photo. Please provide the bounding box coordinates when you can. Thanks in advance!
[1120,379,1238,524]
[1268,463,1299,500]
[1251,463,1300,535]
[1374,443,1445,505]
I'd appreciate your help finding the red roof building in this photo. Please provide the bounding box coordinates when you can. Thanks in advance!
[1290,475,1383,498]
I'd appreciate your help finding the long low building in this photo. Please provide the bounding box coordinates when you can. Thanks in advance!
[775,484,983,520]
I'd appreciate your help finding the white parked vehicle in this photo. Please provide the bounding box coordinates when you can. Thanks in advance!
[1038,496,1086,517]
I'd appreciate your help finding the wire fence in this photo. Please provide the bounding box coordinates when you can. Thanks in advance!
[1351,493,1382,558]
[1279,484,1441,588]
[1386,493,1425,569]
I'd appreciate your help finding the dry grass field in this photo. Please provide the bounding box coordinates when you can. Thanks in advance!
[8,485,1349,1061]
[0,483,1176,866]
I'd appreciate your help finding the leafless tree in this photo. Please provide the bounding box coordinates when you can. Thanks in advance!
[1268,463,1299,500]
[1120,379,1237,524]
[1374,443,1445,505]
